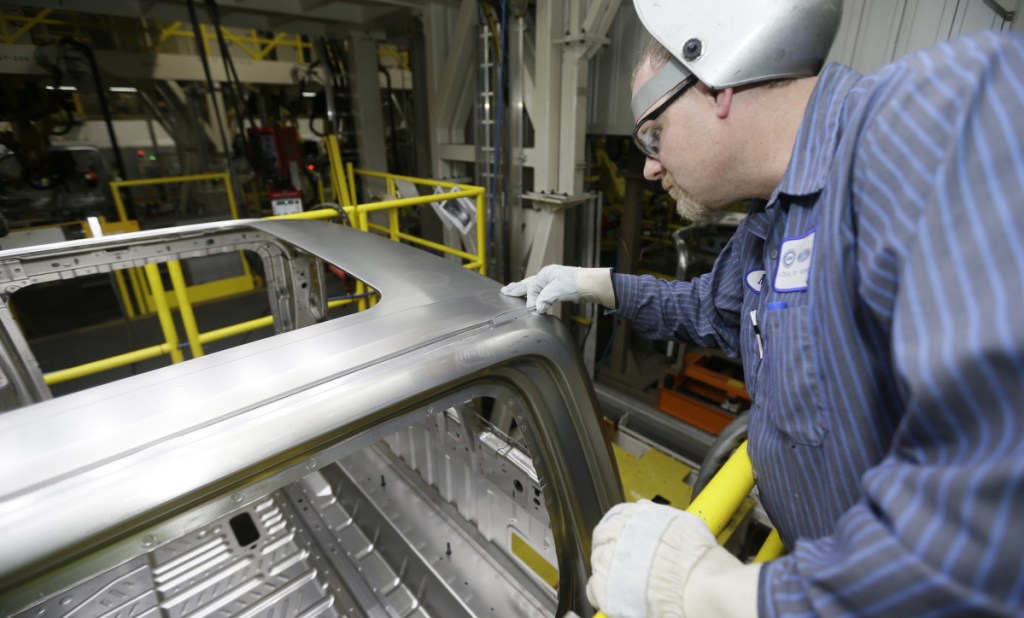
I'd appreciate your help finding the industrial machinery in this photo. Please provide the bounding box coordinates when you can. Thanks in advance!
[0,144,115,227]
[0,219,621,617]
[0,38,122,227]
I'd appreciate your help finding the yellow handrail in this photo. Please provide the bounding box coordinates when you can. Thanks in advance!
[45,167,485,387]
[754,528,785,562]
[109,172,238,222]
[593,441,780,618]
[43,343,173,386]
[686,441,755,536]
[167,260,203,359]
[144,264,184,364]
[151,21,313,60]
[323,135,353,208]
[272,172,488,275]
[198,315,274,344]
[266,208,342,221]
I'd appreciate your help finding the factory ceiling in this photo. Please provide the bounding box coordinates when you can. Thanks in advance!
[6,0,455,36]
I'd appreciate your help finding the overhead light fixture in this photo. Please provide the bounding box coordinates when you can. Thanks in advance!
[45,85,78,92]
[109,86,139,93]
[302,92,317,98]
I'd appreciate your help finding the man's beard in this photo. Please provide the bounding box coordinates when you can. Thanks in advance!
[664,176,714,223]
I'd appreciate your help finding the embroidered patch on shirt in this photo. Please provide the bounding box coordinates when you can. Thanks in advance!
[774,230,815,292]
[745,269,766,294]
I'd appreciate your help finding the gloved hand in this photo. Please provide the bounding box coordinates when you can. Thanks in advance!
[587,501,761,618]
[500,265,615,315]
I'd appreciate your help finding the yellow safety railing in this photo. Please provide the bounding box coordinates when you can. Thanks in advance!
[685,440,783,561]
[0,11,311,63]
[154,21,311,63]
[0,13,410,67]
[43,163,486,387]
[109,171,239,222]
[0,9,135,46]
[267,179,487,272]
[357,170,488,274]
[271,134,487,276]
[268,166,486,312]
[107,171,253,317]
[0,8,57,44]
[592,441,783,618]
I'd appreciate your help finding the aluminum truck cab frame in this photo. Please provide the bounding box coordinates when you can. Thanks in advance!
[0,220,622,618]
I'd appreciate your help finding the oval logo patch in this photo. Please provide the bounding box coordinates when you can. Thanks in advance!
[745,269,766,294]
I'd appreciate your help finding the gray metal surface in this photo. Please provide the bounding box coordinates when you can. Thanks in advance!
[324,446,554,618]
[594,380,713,464]
[0,221,329,408]
[0,219,621,617]
[11,494,349,618]
[146,495,349,618]
[7,432,557,618]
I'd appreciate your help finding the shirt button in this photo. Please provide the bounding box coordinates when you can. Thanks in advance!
[770,250,778,259]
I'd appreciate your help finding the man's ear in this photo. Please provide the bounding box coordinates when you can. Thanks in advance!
[714,87,734,119]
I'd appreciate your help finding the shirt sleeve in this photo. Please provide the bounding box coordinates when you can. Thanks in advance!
[759,33,1024,617]
[610,226,748,355]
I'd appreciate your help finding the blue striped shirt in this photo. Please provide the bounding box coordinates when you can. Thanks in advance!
[612,32,1024,617]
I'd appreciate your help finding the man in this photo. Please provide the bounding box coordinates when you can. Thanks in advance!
[502,0,1024,616]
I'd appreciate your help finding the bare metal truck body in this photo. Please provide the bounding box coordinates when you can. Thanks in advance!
[0,220,621,617]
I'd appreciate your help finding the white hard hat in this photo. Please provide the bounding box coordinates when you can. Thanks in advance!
[631,0,842,119]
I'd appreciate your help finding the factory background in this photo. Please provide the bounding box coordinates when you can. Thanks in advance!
[0,1,1020,617]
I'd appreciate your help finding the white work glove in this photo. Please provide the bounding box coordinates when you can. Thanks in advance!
[500,265,615,315]
[587,500,761,618]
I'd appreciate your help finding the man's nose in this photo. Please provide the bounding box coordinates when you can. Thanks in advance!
[643,156,665,181]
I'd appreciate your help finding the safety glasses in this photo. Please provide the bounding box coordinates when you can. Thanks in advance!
[632,75,697,158]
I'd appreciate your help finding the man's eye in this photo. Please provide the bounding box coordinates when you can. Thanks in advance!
[649,128,661,152]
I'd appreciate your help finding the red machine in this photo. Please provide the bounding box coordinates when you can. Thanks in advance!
[247,126,301,178]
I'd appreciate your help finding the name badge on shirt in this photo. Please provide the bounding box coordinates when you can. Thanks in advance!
[774,230,815,292]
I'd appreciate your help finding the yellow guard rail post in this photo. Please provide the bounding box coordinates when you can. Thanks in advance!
[45,169,486,387]
[143,264,184,364]
[167,260,204,359]
[685,440,784,561]
[109,171,239,223]
[592,441,783,618]
[352,169,488,275]
[108,171,252,316]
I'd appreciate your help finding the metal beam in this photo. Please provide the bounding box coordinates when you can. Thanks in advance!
[532,1,564,192]
[349,31,389,196]
[0,43,305,84]
[423,0,477,178]
[517,0,621,281]
[9,0,391,37]
[298,0,337,11]
[436,0,475,141]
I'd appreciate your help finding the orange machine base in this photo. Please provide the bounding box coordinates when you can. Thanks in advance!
[657,353,751,435]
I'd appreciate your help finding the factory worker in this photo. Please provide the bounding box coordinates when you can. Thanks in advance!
[502,0,1024,616]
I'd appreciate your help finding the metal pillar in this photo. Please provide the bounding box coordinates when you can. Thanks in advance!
[505,15,526,284]
[474,20,497,265]
[422,0,478,180]
[349,31,389,202]
[598,171,667,398]
[408,18,434,179]
[517,1,620,280]
[419,0,620,286]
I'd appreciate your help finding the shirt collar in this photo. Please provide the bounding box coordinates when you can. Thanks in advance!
[742,201,773,240]
[766,63,863,207]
